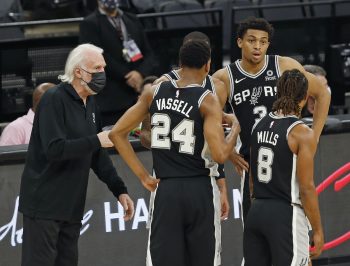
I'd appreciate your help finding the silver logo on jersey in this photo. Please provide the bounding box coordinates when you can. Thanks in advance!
[235,77,247,84]
[250,86,262,105]
[176,90,179,98]
[92,113,96,124]
[265,70,277,81]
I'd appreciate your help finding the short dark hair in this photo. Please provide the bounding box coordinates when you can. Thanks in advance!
[237,17,274,41]
[272,69,308,116]
[183,31,210,45]
[179,39,211,69]
[303,65,326,77]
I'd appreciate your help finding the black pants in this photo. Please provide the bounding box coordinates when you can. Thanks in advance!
[147,177,220,266]
[22,215,81,266]
[243,199,310,266]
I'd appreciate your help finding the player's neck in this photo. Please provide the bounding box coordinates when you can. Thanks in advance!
[240,57,266,75]
[177,69,206,88]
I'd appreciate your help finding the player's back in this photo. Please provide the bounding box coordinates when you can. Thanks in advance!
[150,80,213,179]
[250,112,304,205]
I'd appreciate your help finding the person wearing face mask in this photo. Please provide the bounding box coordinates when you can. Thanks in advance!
[79,0,157,127]
[19,43,134,266]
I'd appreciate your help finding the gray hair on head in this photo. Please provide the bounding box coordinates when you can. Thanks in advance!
[303,64,326,77]
[58,43,104,83]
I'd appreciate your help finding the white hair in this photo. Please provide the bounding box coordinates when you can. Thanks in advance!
[58,43,104,83]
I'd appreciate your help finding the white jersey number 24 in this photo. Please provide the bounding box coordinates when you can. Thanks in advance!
[151,113,195,155]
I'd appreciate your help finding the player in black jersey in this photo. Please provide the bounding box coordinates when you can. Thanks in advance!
[142,31,228,147]
[140,31,231,223]
[109,40,240,266]
[244,69,324,265]
[213,17,331,221]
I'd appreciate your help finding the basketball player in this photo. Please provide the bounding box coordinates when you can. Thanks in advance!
[154,31,226,104]
[141,31,230,222]
[141,31,228,148]
[213,17,331,220]
[244,69,324,265]
[109,40,240,266]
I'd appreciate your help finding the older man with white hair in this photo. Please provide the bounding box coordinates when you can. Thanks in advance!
[19,43,134,266]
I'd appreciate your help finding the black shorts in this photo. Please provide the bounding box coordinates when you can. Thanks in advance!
[147,177,221,266]
[243,199,310,266]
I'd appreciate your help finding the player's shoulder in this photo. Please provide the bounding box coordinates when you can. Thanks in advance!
[141,82,161,101]
[211,76,225,88]
[212,67,229,80]
[289,122,315,145]
[153,75,169,85]
[278,56,303,72]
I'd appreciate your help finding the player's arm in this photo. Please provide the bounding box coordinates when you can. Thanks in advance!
[140,114,151,149]
[212,77,229,109]
[139,75,170,148]
[279,56,331,141]
[216,177,230,220]
[200,93,240,164]
[288,124,324,259]
[213,67,231,100]
[109,85,159,192]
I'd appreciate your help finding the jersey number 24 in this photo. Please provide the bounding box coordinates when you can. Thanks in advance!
[151,113,195,155]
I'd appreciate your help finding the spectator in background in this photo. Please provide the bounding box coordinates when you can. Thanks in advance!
[79,0,157,127]
[302,64,331,117]
[0,83,55,146]
[21,0,84,20]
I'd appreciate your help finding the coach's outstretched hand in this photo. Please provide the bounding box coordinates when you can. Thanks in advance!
[118,194,135,221]
[98,130,114,148]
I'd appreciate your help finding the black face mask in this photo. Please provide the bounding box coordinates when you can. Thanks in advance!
[81,69,106,94]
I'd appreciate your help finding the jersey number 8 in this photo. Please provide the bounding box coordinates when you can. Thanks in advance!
[257,146,274,183]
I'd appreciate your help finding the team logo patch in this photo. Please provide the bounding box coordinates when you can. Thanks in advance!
[270,121,274,128]
[265,70,277,81]
[176,90,179,98]
[250,86,262,105]
[92,113,96,124]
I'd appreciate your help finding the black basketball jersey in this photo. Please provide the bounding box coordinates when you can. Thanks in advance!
[163,70,217,94]
[150,80,219,179]
[250,112,304,205]
[227,55,281,159]
[161,70,224,179]
[163,69,181,81]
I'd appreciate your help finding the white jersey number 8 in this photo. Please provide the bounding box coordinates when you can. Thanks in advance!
[257,147,274,183]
